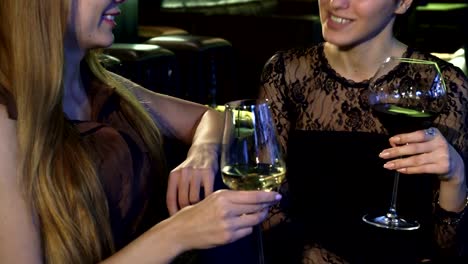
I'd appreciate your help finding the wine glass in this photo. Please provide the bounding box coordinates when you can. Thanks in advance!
[362,57,447,230]
[221,99,286,263]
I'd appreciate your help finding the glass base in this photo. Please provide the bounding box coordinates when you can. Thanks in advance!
[362,213,420,231]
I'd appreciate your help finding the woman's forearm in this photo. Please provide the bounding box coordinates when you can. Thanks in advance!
[100,219,184,264]
[190,109,223,147]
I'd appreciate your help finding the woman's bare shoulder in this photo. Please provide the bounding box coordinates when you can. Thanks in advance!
[0,103,18,185]
[0,103,42,263]
[0,104,16,153]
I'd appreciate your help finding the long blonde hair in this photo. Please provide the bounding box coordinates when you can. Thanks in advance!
[0,0,166,263]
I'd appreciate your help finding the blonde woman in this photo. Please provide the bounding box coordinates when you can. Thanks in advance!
[0,0,281,263]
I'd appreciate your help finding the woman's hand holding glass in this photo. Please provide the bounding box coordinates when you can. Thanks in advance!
[379,128,467,212]
[363,57,448,230]
[220,99,286,264]
[380,128,455,177]
[166,144,220,215]
[164,189,281,251]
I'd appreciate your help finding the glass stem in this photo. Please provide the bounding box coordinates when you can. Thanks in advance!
[255,225,265,264]
[387,171,400,219]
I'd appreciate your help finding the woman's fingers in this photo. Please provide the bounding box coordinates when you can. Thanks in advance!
[208,190,281,216]
[177,168,191,209]
[380,127,453,175]
[381,147,451,176]
[166,171,180,215]
[381,128,447,160]
[176,191,280,249]
[380,142,434,158]
[384,154,450,175]
[222,190,282,204]
[388,127,439,147]
[233,208,269,228]
[396,164,447,175]
[201,172,214,198]
[189,171,202,204]
[228,202,274,217]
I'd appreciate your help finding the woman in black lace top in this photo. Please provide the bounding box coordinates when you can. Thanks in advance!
[259,0,468,263]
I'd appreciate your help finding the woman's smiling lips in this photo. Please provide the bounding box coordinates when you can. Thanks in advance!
[326,13,353,30]
[102,11,120,27]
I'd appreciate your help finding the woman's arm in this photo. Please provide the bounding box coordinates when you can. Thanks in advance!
[379,63,468,254]
[435,66,468,214]
[125,80,224,215]
[101,190,281,264]
[132,86,223,146]
[0,106,42,263]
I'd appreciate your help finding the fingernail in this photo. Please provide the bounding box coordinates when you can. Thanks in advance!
[383,162,395,169]
[275,194,282,200]
[379,151,390,158]
[390,136,401,143]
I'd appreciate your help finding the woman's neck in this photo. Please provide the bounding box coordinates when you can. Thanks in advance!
[63,50,91,121]
[324,37,407,82]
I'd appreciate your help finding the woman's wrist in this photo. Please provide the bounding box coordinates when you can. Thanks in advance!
[187,143,220,156]
[438,179,467,213]
[187,143,221,168]
[438,149,464,183]
[438,153,466,212]
[435,193,468,225]
[136,218,186,263]
[100,219,184,264]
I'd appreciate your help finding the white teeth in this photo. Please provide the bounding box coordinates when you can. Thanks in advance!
[104,15,115,21]
[330,15,350,24]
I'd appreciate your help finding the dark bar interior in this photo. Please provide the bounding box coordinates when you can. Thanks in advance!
[107,0,467,105]
[99,1,468,262]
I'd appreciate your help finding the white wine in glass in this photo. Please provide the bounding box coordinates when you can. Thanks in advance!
[221,99,286,264]
[221,99,286,191]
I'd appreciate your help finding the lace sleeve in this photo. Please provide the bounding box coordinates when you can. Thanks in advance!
[437,64,468,160]
[434,193,467,256]
[259,51,292,157]
[434,62,468,254]
[258,52,293,229]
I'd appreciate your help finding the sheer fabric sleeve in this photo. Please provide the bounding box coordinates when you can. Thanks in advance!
[437,63,468,161]
[433,63,468,255]
[259,51,292,157]
[258,51,292,229]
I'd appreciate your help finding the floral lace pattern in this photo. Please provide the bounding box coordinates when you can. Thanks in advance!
[259,43,468,262]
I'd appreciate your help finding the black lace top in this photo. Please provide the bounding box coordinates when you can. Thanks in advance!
[259,43,468,263]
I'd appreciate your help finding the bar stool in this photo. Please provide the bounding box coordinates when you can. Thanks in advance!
[145,34,237,106]
[102,43,181,97]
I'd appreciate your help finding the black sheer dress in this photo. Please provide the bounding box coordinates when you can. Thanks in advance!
[259,43,468,264]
